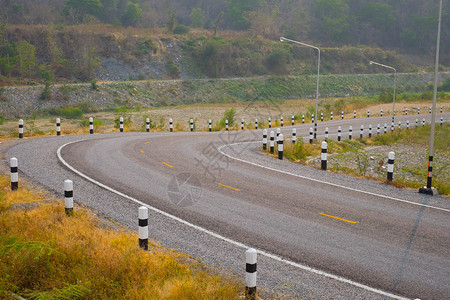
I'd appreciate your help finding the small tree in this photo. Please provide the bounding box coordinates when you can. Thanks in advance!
[190,8,205,28]
[121,2,143,27]
[17,40,36,78]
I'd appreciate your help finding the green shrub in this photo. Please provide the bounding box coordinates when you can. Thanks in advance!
[91,79,99,90]
[438,77,450,92]
[39,82,52,100]
[173,24,190,35]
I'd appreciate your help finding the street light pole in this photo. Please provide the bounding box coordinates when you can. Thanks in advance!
[419,0,442,195]
[369,61,396,129]
[280,37,320,139]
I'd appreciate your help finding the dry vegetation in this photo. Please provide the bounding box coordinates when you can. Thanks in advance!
[0,175,242,299]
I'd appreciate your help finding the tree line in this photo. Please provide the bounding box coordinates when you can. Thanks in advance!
[0,0,448,55]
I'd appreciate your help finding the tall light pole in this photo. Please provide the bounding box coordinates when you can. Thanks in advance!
[369,61,397,130]
[419,0,443,195]
[280,37,320,139]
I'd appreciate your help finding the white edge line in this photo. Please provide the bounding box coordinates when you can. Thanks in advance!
[57,139,410,300]
[218,141,450,213]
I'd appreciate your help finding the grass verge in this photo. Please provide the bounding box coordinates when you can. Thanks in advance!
[0,175,242,299]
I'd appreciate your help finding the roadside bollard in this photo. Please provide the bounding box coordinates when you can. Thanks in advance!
[417,108,420,115]
[268,117,271,128]
[241,119,244,130]
[209,119,212,132]
[309,128,313,144]
[387,152,395,181]
[226,120,229,131]
[245,248,257,300]
[19,119,23,138]
[377,124,380,135]
[440,117,443,126]
[349,126,352,140]
[429,107,431,114]
[56,118,61,136]
[384,123,387,134]
[321,141,327,170]
[10,158,18,191]
[367,110,370,118]
[415,118,418,127]
[146,118,150,132]
[360,125,364,138]
[120,117,124,132]
[292,128,296,143]
[405,107,408,115]
[440,106,442,113]
[276,128,280,137]
[262,129,267,150]
[269,131,275,154]
[320,112,323,122]
[325,127,329,139]
[407,120,410,129]
[89,117,94,134]
[391,121,394,132]
[277,134,283,160]
[330,111,333,120]
[302,115,305,124]
[292,115,295,126]
[398,121,401,129]
[190,119,194,132]
[311,114,314,124]
[338,126,342,141]
[341,111,344,120]
[422,118,425,127]
[138,206,149,250]
[353,110,356,119]
[281,116,284,127]
[255,119,258,129]
[64,179,73,216]
[369,124,372,137]
[381,109,383,117]
[169,118,173,132]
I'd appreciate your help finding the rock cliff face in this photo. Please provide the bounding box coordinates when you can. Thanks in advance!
[0,73,448,118]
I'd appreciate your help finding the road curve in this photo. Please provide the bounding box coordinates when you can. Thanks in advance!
[6,113,450,299]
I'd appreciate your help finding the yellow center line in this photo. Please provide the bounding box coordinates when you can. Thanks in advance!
[140,149,144,153]
[319,213,357,224]
[144,142,150,144]
[162,162,173,168]
[218,183,240,191]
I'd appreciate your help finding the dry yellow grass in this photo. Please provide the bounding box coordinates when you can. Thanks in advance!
[0,175,242,299]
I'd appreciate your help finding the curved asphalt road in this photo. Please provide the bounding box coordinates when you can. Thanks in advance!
[5,113,450,299]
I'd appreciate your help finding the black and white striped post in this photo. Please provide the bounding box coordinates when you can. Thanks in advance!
[325,127,329,139]
[360,125,364,138]
[341,111,344,120]
[407,120,410,129]
[269,131,275,154]
[398,121,401,129]
[309,127,313,144]
[276,128,280,137]
[320,112,323,122]
[56,118,61,136]
[292,115,295,126]
[190,119,194,132]
[146,118,150,132]
[245,248,257,300]
[369,124,372,137]
[120,117,124,132]
[292,128,296,143]
[381,109,383,117]
[353,110,356,119]
[302,115,305,124]
[321,141,327,170]
[241,119,244,130]
[280,116,283,127]
[169,118,173,132]
[377,124,380,135]
[349,126,353,140]
[440,117,443,126]
[337,126,342,141]
[415,118,418,127]
[384,123,387,134]
[10,157,18,191]
[64,179,73,216]
[387,152,395,181]
[138,206,148,250]
[417,107,420,115]
[367,110,370,118]
[440,106,443,113]
[429,107,431,114]
[262,129,267,150]
[89,117,94,134]
[422,118,425,127]
[390,121,394,132]
[311,114,314,124]
[330,111,333,120]
[226,120,229,131]
[405,107,408,115]
[277,134,283,160]
[19,119,23,138]
[209,119,212,132]
[255,119,258,129]
[268,117,272,128]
